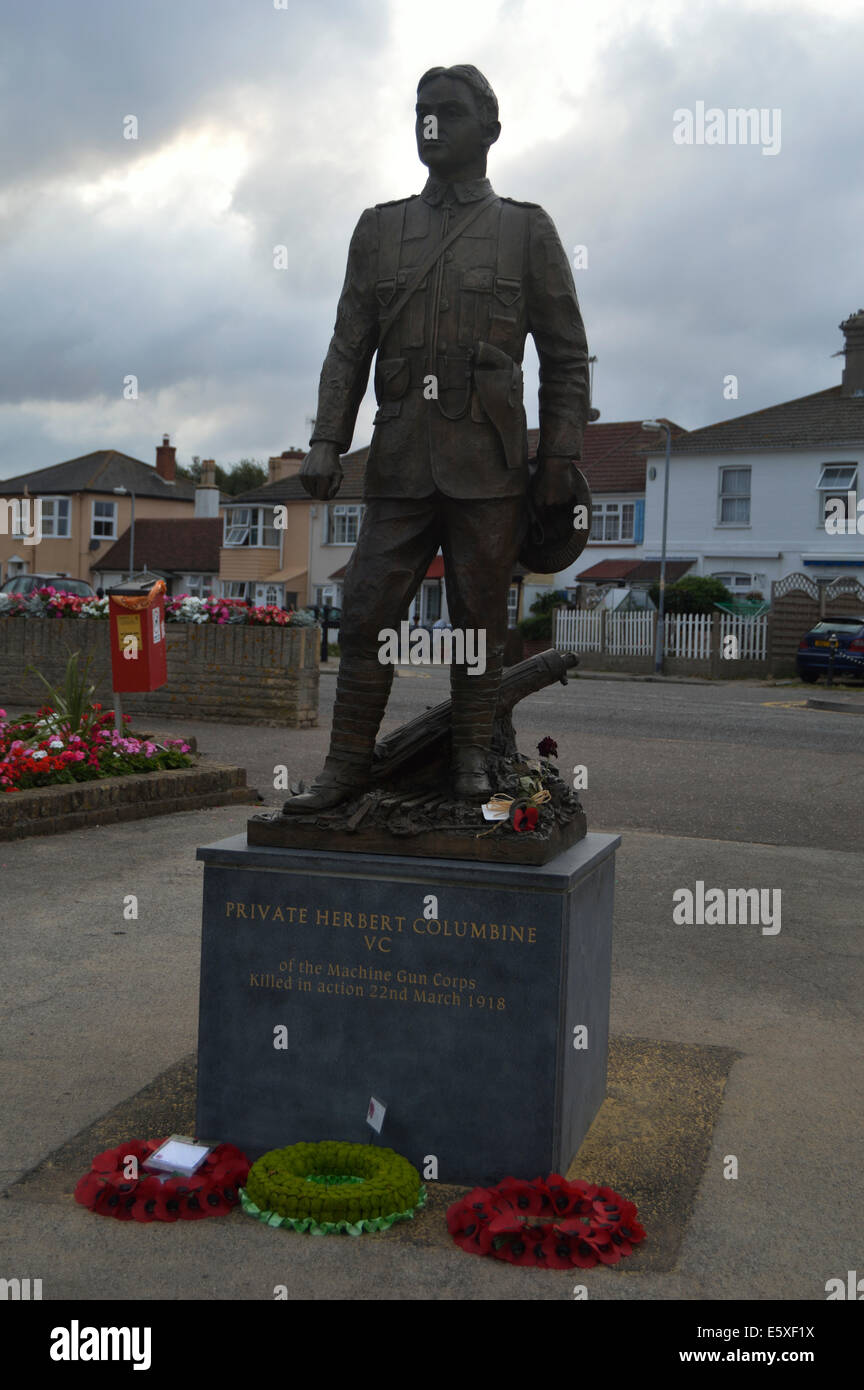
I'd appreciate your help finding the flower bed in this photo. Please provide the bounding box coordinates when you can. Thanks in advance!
[0,587,317,628]
[0,703,193,793]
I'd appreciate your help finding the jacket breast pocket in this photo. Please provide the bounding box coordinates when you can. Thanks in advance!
[458,267,494,348]
[488,275,523,348]
[376,278,396,307]
[377,270,427,348]
[494,276,522,308]
[375,356,410,402]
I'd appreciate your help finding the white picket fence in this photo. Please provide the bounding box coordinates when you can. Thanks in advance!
[718,612,768,661]
[555,608,602,651]
[664,613,711,659]
[606,611,655,655]
[554,608,768,663]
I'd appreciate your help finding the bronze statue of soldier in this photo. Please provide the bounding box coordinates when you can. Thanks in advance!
[284,63,590,812]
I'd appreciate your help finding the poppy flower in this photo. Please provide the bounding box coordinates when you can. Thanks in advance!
[74,1172,111,1212]
[497,1233,536,1267]
[132,1176,167,1222]
[495,1177,546,1216]
[543,1233,578,1269]
[512,803,539,833]
[579,1225,623,1265]
[545,1175,582,1217]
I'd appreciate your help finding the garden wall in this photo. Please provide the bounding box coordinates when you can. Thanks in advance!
[0,620,319,727]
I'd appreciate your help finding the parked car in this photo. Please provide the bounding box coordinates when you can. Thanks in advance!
[796,616,864,682]
[1,573,97,598]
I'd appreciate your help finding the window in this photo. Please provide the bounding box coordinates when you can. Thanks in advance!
[328,504,362,544]
[314,586,337,608]
[718,468,751,525]
[421,581,441,624]
[40,497,71,538]
[712,571,759,592]
[221,581,249,599]
[507,584,520,628]
[182,574,214,598]
[589,502,636,542]
[223,507,278,547]
[817,464,858,525]
[91,500,117,539]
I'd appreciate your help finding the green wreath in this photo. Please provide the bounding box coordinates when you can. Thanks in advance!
[240,1141,425,1235]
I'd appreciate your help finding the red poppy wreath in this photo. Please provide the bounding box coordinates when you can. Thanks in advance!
[447,1175,645,1269]
[74,1138,250,1223]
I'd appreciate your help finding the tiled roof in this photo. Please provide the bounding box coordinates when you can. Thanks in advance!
[527,420,683,493]
[576,557,695,584]
[0,450,197,501]
[642,386,864,454]
[234,450,366,504]
[94,518,222,573]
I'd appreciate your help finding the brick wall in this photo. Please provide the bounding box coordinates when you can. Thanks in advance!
[0,620,319,727]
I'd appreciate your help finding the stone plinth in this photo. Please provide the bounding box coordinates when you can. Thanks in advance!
[195,833,619,1185]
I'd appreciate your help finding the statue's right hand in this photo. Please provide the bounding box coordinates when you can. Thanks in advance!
[300,443,343,500]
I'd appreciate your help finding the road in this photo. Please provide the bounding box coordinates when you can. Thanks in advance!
[144,671,864,853]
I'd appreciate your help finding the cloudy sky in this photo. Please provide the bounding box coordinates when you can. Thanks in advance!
[1,0,861,480]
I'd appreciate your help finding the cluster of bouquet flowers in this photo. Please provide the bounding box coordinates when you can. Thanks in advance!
[0,587,108,620]
[0,587,316,627]
[0,704,193,793]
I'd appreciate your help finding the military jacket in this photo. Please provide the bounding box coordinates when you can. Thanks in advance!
[310,176,590,500]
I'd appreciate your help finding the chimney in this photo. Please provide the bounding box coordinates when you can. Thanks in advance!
[268,447,305,484]
[195,459,220,518]
[155,433,176,481]
[839,310,864,398]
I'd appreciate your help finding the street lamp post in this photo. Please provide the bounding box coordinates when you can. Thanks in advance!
[113,486,136,580]
[642,420,672,674]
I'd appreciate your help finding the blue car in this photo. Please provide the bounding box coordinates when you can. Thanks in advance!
[796,616,864,682]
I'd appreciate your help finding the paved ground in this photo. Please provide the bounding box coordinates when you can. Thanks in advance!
[1,674,862,1300]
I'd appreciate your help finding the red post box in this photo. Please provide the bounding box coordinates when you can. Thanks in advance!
[108,579,168,692]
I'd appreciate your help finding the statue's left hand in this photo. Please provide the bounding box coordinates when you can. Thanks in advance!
[534,457,575,508]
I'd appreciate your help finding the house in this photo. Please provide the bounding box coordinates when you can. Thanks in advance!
[216,449,313,609]
[92,460,224,595]
[0,436,196,587]
[640,310,864,595]
[546,418,686,594]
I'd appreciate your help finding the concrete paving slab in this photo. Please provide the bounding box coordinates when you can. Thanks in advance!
[2,806,861,1300]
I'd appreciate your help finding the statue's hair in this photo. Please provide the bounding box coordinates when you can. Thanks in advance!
[417,65,499,128]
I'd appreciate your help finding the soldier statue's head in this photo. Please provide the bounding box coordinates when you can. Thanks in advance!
[415,65,501,181]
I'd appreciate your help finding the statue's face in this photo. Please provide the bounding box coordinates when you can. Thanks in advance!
[415,74,497,177]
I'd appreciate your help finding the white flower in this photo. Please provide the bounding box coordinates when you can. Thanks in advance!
[31,750,48,760]
[48,739,64,750]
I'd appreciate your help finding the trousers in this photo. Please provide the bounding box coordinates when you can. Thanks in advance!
[321,491,526,786]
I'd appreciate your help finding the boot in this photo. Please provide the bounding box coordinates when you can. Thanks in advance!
[282,654,393,814]
[450,649,503,802]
